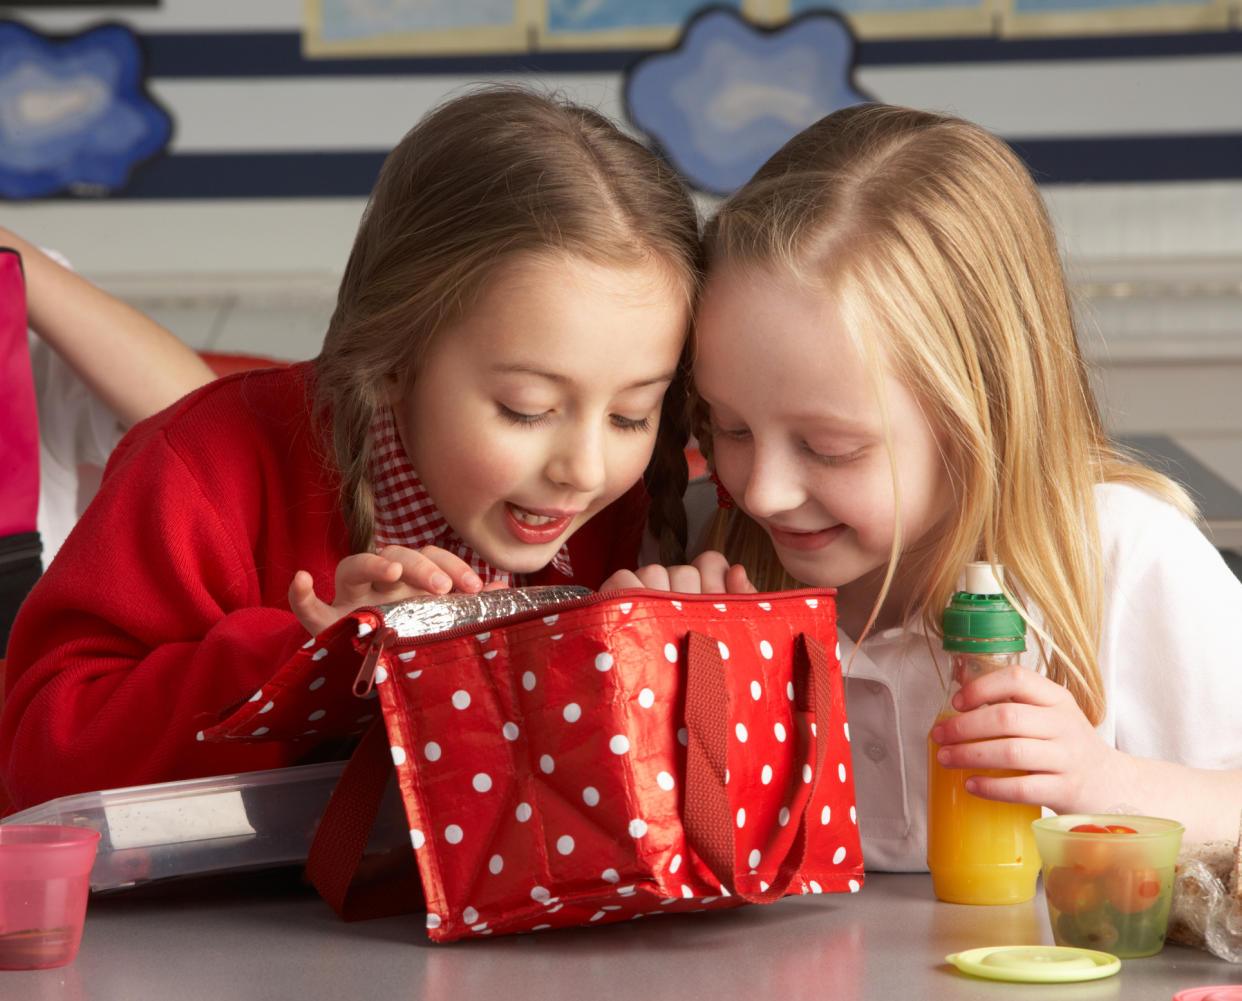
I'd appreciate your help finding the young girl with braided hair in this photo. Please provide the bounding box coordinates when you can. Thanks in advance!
[2,86,700,809]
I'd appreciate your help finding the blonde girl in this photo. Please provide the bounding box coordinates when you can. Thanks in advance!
[614,103,1242,860]
[2,87,700,810]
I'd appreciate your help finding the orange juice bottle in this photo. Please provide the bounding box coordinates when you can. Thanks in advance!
[927,562,1041,905]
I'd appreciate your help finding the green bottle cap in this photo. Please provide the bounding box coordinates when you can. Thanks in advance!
[942,562,1026,653]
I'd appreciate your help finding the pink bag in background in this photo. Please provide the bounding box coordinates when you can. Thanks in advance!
[0,247,42,653]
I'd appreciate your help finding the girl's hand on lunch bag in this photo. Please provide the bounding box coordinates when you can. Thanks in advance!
[288,545,507,636]
[600,550,756,595]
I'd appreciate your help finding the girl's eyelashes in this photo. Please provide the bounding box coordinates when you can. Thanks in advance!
[709,419,751,442]
[611,414,653,433]
[802,441,865,466]
[497,403,653,433]
[497,403,552,427]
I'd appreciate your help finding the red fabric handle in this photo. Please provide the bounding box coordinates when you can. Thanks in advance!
[305,718,423,920]
[683,631,833,902]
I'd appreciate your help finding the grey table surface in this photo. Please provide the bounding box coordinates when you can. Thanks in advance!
[4,870,1236,1001]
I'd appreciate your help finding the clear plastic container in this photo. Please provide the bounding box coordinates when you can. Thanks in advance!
[0,824,100,969]
[1032,813,1184,958]
[1,759,400,892]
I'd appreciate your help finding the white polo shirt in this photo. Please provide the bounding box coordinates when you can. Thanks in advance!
[845,481,1242,870]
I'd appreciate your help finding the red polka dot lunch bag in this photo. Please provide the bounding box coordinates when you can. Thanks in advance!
[206,586,864,942]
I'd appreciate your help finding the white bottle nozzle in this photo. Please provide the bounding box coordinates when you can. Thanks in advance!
[964,561,1005,595]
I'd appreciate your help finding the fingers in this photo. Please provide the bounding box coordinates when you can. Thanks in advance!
[601,558,755,596]
[934,729,1061,770]
[666,564,709,593]
[288,569,316,619]
[690,550,755,593]
[953,665,1064,712]
[599,570,646,593]
[378,545,483,595]
[632,565,674,591]
[932,699,1062,748]
[598,565,690,592]
[288,569,335,636]
[953,768,1050,807]
[689,551,730,592]
[331,553,403,608]
[724,562,757,593]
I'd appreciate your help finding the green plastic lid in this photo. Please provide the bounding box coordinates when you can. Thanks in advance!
[945,946,1120,983]
[942,562,1026,653]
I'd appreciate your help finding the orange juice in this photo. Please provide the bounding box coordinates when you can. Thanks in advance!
[926,714,1041,904]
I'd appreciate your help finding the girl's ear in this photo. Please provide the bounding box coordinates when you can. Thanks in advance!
[382,369,408,406]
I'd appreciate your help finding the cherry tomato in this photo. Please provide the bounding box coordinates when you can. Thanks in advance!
[1063,823,1140,871]
[1043,865,1104,916]
[1068,823,1137,834]
[1063,836,1114,872]
[1104,865,1163,914]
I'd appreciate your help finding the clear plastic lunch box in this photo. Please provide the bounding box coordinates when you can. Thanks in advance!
[3,760,403,891]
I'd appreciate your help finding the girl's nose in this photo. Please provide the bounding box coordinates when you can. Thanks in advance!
[545,423,606,494]
[740,443,805,519]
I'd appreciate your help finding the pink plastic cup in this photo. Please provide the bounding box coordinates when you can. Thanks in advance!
[0,825,100,970]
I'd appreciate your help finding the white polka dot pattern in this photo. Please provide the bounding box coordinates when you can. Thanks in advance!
[203,591,862,942]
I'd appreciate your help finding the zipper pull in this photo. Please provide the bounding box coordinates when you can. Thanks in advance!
[353,626,397,697]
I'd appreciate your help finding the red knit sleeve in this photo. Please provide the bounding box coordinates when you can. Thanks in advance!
[0,371,346,809]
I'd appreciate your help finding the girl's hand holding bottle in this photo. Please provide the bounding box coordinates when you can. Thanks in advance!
[931,665,1131,819]
[288,544,509,636]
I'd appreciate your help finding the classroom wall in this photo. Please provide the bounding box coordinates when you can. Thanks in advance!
[4,0,1241,494]
[6,1,1241,275]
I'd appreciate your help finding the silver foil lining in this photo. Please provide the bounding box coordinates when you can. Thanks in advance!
[377,585,591,640]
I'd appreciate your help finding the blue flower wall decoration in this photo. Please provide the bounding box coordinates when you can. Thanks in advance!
[626,7,871,196]
[0,20,172,199]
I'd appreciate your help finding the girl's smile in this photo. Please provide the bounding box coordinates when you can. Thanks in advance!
[765,522,846,552]
[503,503,580,545]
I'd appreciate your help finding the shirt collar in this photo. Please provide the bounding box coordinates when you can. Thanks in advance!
[369,405,572,586]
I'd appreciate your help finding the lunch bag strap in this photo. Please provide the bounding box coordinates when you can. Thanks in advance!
[305,718,423,921]
[682,631,833,902]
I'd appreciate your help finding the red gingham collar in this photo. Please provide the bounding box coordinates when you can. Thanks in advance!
[369,405,572,586]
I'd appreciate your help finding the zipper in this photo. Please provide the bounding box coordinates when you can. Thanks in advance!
[347,585,836,696]
[353,626,397,697]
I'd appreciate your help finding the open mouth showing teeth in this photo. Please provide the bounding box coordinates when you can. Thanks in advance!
[509,505,561,527]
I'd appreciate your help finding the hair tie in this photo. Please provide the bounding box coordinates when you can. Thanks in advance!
[709,471,734,510]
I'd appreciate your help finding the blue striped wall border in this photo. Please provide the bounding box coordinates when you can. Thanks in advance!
[18,26,1242,197]
[132,28,1242,76]
[77,133,1237,200]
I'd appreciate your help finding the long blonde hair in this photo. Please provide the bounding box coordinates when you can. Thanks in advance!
[315,86,701,564]
[697,103,1193,723]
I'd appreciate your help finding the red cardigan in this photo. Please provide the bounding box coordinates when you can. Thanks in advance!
[0,363,647,809]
